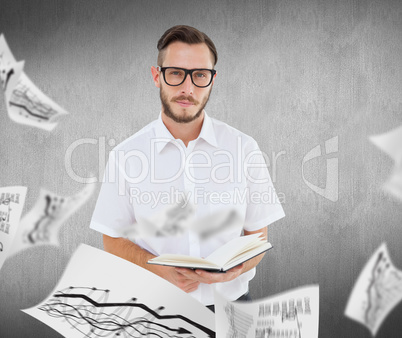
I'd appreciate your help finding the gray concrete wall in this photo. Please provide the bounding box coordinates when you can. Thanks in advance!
[0,0,402,336]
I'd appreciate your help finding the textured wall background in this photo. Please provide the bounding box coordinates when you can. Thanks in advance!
[1,0,402,337]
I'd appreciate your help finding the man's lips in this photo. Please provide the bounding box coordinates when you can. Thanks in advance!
[175,100,194,107]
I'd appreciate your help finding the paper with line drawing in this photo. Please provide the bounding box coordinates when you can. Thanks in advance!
[23,244,215,338]
[0,33,68,130]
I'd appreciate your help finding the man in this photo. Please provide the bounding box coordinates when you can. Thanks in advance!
[90,25,285,309]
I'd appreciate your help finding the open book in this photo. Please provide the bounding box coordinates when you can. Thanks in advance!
[147,233,272,272]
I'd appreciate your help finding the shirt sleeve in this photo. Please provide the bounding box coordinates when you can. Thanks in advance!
[89,151,136,238]
[243,141,285,231]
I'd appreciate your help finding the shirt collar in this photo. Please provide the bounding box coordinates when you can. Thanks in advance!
[154,111,218,153]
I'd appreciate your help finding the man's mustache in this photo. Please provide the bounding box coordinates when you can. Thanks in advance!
[171,95,199,105]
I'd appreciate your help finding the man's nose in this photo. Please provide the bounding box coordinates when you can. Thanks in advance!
[180,73,194,94]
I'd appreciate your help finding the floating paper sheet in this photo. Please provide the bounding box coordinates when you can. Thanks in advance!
[214,285,319,338]
[23,244,215,338]
[122,202,241,241]
[344,243,402,336]
[370,125,402,164]
[0,33,68,130]
[0,186,27,271]
[0,34,18,85]
[370,125,402,201]
[6,72,68,130]
[383,167,402,201]
[0,34,24,98]
[3,60,24,101]
[132,198,196,238]
[191,207,243,242]
[8,184,94,257]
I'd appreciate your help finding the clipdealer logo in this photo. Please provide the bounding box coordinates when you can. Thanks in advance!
[63,136,285,187]
[63,135,338,203]
[302,136,339,202]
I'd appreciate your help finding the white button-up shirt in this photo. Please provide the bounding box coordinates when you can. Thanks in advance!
[90,112,285,305]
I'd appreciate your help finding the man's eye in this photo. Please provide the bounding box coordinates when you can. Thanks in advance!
[194,72,206,78]
[169,70,183,76]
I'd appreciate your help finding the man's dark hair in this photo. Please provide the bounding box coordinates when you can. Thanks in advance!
[157,25,218,67]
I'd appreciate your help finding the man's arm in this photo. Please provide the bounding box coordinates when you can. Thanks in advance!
[176,226,268,284]
[103,235,200,293]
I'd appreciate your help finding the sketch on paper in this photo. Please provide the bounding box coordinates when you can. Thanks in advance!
[0,53,16,91]
[0,34,24,101]
[215,285,319,338]
[0,34,17,78]
[345,243,402,336]
[8,184,94,257]
[39,286,214,337]
[7,72,68,130]
[0,33,68,130]
[0,186,27,271]
[370,125,402,202]
[23,244,215,338]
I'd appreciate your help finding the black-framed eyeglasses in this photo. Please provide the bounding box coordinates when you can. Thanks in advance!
[158,67,216,88]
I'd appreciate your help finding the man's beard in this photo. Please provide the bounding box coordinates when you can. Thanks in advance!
[160,85,212,124]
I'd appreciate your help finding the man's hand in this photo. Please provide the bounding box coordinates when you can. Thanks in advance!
[175,264,244,285]
[173,228,267,286]
[103,227,267,292]
[157,266,200,293]
[103,235,200,293]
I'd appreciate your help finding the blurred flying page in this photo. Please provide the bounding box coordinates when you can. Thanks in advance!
[370,125,402,201]
[0,33,68,130]
[122,199,196,238]
[0,186,27,272]
[8,184,94,257]
[122,203,243,241]
[23,244,215,338]
[345,243,402,336]
[148,233,272,272]
[214,285,319,337]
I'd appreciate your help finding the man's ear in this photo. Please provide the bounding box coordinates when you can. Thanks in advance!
[151,66,161,88]
[211,71,217,86]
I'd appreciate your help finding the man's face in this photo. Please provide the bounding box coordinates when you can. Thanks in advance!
[153,41,215,124]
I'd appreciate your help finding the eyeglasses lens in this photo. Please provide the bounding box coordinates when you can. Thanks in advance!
[164,68,212,87]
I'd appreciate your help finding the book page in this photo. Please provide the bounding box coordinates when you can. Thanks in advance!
[206,233,263,267]
[223,241,272,270]
[149,253,219,269]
